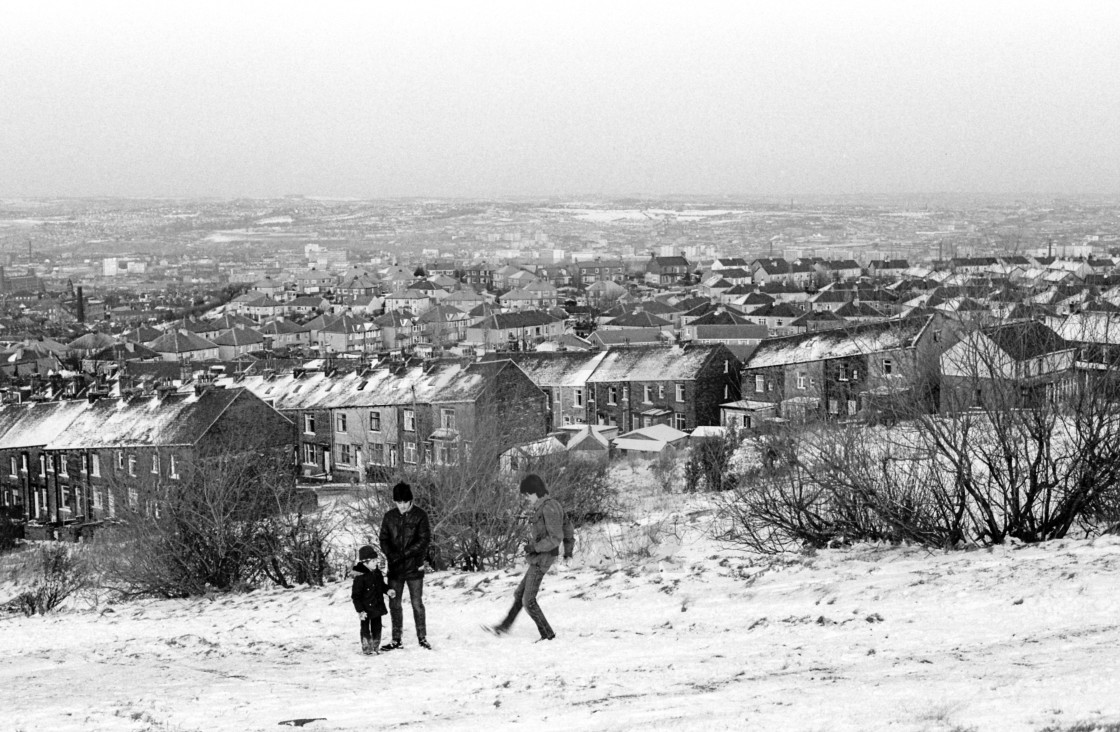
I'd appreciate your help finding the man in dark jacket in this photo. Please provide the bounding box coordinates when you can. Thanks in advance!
[379,481,432,651]
[350,545,394,655]
[486,473,564,641]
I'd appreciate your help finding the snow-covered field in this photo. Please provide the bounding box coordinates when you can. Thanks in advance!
[3,485,1120,732]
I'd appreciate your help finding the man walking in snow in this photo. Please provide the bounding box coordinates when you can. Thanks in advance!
[486,473,564,641]
[379,481,432,651]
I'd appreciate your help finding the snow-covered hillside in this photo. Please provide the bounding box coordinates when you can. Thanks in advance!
[3,480,1120,732]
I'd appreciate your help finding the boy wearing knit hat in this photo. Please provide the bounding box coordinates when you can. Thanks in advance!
[485,473,565,641]
[379,481,433,651]
[350,544,395,655]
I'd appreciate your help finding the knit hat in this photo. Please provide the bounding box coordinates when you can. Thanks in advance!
[392,481,413,502]
[358,545,377,561]
[519,473,547,497]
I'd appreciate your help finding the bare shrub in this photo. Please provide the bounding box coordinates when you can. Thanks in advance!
[351,465,523,573]
[5,543,89,615]
[716,424,968,553]
[255,504,342,588]
[98,449,315,598]
[685,425,741,493]
[352,449,616,572]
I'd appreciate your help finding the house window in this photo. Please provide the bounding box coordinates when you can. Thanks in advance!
[128,455,137,477]
[336,413,347,432]
[304,414,316,434]
[828,399,840,414]
[724,385,730,399]
[370,442,384,465]
[59,453,68,477]
[622,386,629,401]
[404,409,415,432]
[303,444,315,464]
[370,411,381,431]
[883,358,893,375]
[724,359,730,374]
[20,454,27,473]
[574,389,584,408]
[608,386,617,405]
[838,364,849,382]
[643,385,653,403]
[676,383,685,401]
[91,454,101,477]
[673,412,687,430]
[755,375,765,393]
[658,384,665,399]
[8,457,16,477]
[797,372,807,389]
[847,399,858,416]
[151,454,160,475]
[339,444,352,465]
[168,455,178,479]
[403,441,418,464]
[441,408,456,430]
[552,389,560,404]
[39,455,46,477]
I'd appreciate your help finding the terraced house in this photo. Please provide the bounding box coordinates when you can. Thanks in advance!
[740,315,946,423]
[585,344,741,432]
[230,359,547,482]
[0,387,295,539]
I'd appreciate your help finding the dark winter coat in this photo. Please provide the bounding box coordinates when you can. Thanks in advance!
[379,506,431,582]
[526,496,565,567]
[350,563,390,616]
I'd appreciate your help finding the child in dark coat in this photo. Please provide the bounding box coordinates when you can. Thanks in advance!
[350,545,395,655]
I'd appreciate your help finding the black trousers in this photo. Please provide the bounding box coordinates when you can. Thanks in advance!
[388,577,427,642]
[499,554,556,639]
[359,613,383,647]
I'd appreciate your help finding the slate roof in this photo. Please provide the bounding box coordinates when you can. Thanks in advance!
[259,318,303,335]
[749,302,804,318]
[232,359,527,410]
[122,325,164,343]
[789,310,845,326]
[478,311,560,329]
[689,310,754,326]
[211,327,266,346]
[586,345,726,382]
[983,321,1069,361]
[0,400,94,449]
[47,388,251,449]
[150,329,218,354]
[744,316,934,369]
[67,332,118,351]
[89,341,159,361]
[504,351,608,387]
[606,311,672,328]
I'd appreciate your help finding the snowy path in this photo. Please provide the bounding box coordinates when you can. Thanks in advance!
[3,534,1120,731]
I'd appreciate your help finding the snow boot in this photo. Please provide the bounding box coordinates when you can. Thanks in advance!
[418,638,432,650]
[380,640,402,652]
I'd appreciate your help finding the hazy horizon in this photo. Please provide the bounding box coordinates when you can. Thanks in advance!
[3,1,1119,199]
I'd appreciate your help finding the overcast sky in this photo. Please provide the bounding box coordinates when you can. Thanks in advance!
[2,1,1118,199]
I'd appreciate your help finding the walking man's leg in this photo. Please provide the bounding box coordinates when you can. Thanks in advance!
[522,557,555,640]
[496,571,529,632]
